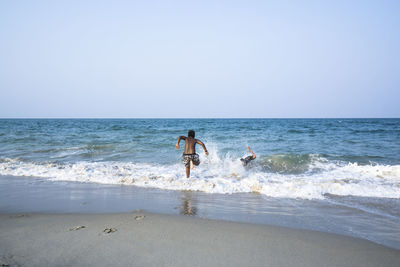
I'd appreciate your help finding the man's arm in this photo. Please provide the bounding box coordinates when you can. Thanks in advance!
[176,136,186,150]
[196,140,209,155]
[248,146,256,159]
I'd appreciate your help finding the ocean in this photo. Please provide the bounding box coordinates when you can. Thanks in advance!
[0,118,399,248]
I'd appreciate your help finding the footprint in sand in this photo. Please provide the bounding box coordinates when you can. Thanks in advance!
[103,228,117,234]
[69,226,86,231]
[0,254,18,267]
[135,215,145,221]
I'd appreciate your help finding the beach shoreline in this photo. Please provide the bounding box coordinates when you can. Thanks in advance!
[1,211,399,267]
[2,174,400,251]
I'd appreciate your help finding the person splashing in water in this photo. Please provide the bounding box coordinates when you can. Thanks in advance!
[240,146,256,167]
[176,130,208,178]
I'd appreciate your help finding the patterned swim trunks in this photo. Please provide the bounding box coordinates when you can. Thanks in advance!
[182,154,200,167]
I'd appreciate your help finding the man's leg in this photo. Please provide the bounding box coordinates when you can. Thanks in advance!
[186,166,190,178]
[190,160,194,170]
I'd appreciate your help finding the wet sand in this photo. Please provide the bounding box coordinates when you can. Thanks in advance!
[1,212,399,267]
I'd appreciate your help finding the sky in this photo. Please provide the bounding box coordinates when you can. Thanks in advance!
[0,0,399,118]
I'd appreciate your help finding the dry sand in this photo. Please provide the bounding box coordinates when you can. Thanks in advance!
[0,212,399,267]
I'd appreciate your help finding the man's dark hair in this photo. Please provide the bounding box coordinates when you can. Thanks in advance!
[188,130,195,138]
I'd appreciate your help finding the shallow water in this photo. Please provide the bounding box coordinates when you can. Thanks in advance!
[1,175,399,250]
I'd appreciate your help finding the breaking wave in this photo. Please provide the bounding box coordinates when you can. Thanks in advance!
[1,152,399,200]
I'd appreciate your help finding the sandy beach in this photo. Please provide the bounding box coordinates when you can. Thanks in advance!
[2,0,400,264]
[1,211,399,267]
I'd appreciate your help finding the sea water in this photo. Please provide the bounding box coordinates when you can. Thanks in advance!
[1,118,399,199]
[0,119,399,248]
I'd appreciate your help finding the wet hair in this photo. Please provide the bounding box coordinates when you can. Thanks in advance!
[188,130,195,138]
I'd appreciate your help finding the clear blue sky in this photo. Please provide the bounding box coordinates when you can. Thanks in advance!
[1,0,399,118]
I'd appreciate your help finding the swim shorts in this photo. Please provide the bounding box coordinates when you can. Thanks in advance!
[240,155,254,166]
[182,153,200,167]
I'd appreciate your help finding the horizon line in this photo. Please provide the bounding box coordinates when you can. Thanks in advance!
[0,117,399,119]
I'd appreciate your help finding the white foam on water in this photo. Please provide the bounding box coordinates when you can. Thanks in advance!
[0,154,399,200]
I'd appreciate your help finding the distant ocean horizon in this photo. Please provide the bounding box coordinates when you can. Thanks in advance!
[1,117,399,119]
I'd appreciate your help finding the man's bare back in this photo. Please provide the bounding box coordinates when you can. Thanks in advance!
[176,130,208,178]
[179,137,204,154]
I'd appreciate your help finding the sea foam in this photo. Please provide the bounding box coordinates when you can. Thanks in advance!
[1,153,399,200]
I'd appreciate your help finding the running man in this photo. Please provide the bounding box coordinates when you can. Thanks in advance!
[240,146,256,167]
[176,130,208,178]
